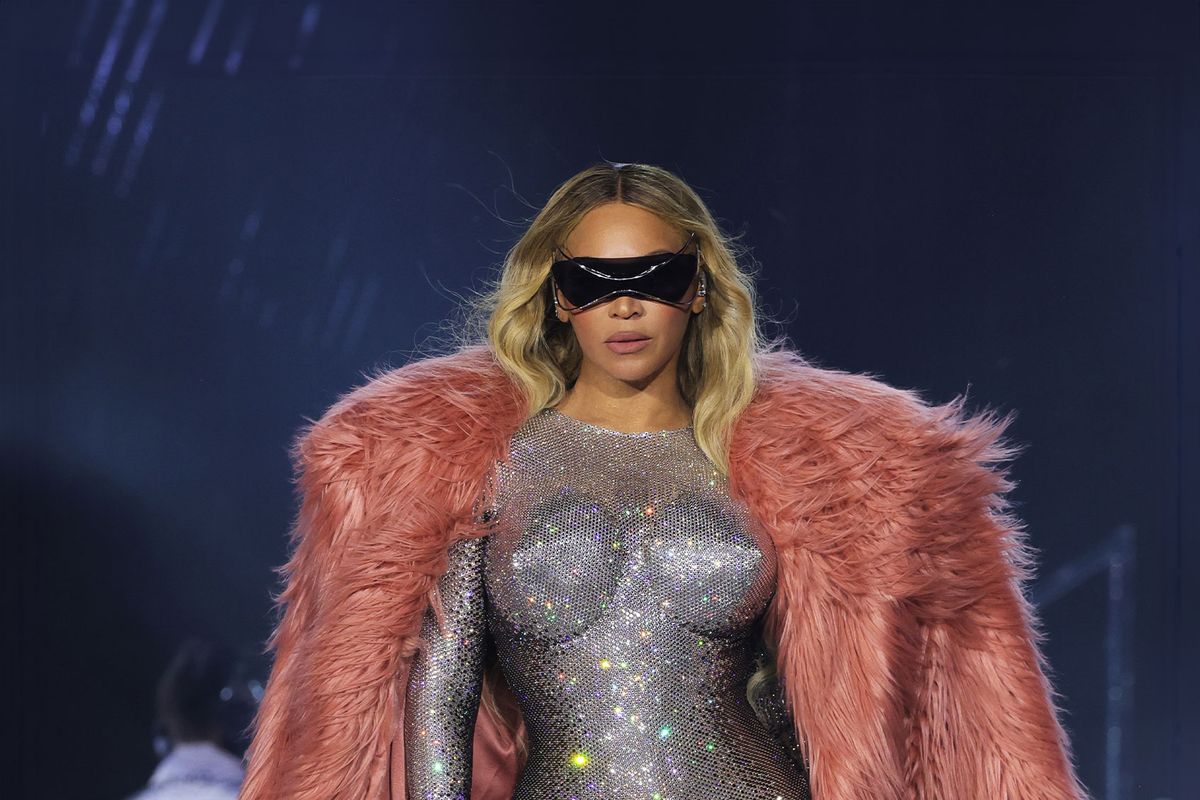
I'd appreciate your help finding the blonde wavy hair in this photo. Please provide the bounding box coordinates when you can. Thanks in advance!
[447,161,787,475]
[440,161,792,761]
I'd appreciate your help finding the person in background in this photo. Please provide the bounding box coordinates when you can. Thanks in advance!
[127,638,248,800]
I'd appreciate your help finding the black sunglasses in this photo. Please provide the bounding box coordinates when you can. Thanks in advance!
[550,231,704,314]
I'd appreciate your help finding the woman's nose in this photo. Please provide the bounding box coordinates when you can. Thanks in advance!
[608,294,643,317]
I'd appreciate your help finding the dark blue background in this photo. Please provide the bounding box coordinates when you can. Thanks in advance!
[5,1,1197,798]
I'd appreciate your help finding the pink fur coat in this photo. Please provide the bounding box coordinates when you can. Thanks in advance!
[238,344,1088,799]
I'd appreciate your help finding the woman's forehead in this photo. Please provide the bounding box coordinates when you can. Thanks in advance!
[564,204,687,258]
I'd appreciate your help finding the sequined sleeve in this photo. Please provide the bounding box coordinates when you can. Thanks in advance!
[748,642,812,798]
[753,673,810,777]
[403,535,489,800]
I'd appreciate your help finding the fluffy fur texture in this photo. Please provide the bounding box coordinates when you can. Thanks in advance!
[238,344,1088,800]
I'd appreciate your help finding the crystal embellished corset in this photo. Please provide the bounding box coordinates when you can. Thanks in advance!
[404,408,811,800]
[485,409,773,642]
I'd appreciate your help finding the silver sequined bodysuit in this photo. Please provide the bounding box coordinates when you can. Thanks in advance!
[404,408,811,800]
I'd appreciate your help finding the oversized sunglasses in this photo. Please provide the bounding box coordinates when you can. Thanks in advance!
[550,231,705,314]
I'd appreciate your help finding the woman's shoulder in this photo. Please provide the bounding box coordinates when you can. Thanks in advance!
[291,344,523,472]
[736,351,1025,589]
[749,348,944,434]
[328,344,505,412]
[309,344,514,430]
[743,347,1021,473]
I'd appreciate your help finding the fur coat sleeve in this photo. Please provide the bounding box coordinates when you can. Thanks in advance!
[236,399,423,798]
[897,398,1090,799]
[730,352,1090,799]
[237,350,526,800]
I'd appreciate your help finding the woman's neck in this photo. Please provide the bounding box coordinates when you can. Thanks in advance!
[554,364,692,433]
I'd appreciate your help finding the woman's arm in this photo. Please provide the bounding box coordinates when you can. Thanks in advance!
[746,644,812,798]
[404,536,489,800]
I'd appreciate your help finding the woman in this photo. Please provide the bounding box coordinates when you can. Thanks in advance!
[238,163,1088,800]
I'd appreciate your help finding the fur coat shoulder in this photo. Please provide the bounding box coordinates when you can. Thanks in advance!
[238,343,1088,800]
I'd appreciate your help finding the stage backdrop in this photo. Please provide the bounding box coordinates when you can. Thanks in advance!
[5,2,1196,798]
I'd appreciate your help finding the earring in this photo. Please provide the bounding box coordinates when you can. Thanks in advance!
[697,272,707,311]
[548,277,569,322]
[551,290,569,322]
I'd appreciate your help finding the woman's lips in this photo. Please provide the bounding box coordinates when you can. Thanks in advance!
[605,337,651,354]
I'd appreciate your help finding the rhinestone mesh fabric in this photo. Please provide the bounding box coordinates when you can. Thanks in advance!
[405,408,811,800]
